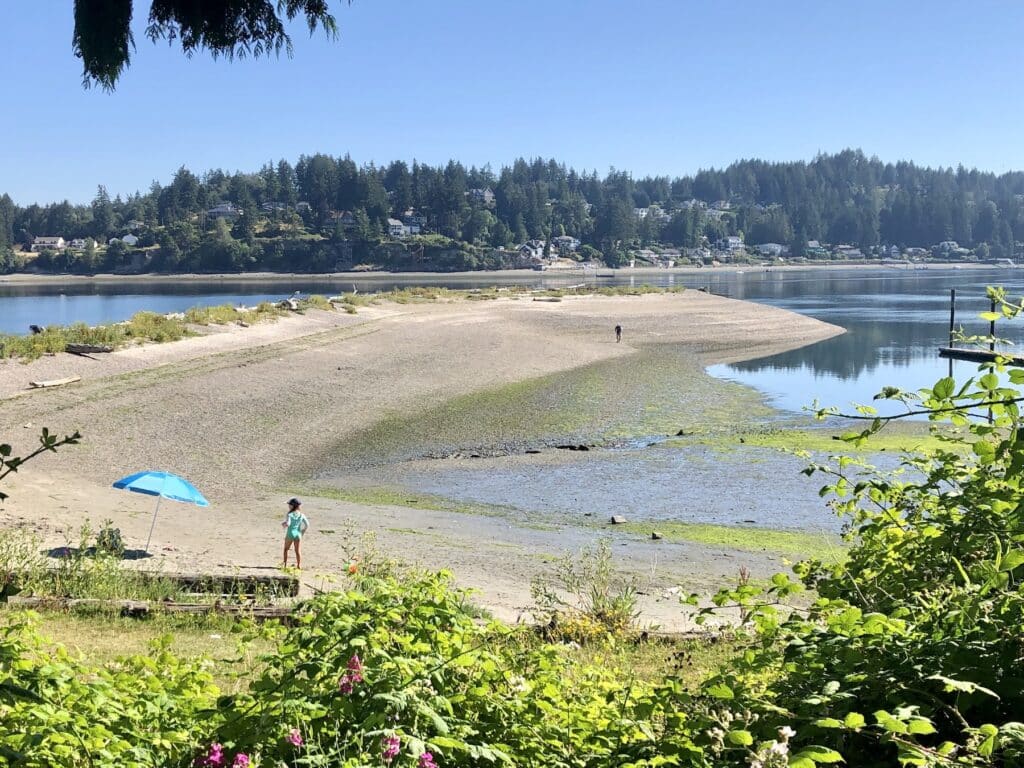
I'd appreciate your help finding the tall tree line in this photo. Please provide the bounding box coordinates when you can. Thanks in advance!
[4,149,1024,274]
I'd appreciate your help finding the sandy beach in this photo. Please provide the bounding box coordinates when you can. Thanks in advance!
[0,291,843,627]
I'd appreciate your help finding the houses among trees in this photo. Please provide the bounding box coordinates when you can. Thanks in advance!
[2,149,1024,275]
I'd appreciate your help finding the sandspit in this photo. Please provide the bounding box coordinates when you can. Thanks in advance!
[0,291,844,628]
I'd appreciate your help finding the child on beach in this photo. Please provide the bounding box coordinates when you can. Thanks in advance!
[281,498,309,569]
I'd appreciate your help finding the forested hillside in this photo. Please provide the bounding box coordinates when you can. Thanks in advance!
[2,149,1023,274]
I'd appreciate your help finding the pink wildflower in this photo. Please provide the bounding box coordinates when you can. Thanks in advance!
[339,654,365,694]
[382,734,401,763]
[232,755,250,768]
[288,728,303,747]
[196,743,225,768]
[419,751,439,768]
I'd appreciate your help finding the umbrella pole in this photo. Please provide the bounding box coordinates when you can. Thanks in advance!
[144,495,164,554]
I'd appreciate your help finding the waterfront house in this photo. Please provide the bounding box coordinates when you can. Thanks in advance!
[552,235,580,253]
[207,203,240,219]
[755,242,785,257]
[517,240,545,259]
[31,236,65,251]
[718,235,745,253]
[387,218,407,238]
[69,238,88,249]
[121,234,139,247]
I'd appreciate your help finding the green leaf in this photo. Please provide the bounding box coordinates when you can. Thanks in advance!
[791,745,844,764]
[980,311,1001,322]
[932,376,955,399]
[814,718,842,729]
[726,729,753,746]
[977,723,999,757]
[906,718,936,735]
[999,549,1024,572]
[843,712,866,729]
[927,675,1000,699]
[705,682,734,700]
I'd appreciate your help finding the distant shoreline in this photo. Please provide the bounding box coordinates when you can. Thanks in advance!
[0,261,999,287]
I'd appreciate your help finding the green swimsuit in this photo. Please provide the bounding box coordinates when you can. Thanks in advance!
[285,511,308,540]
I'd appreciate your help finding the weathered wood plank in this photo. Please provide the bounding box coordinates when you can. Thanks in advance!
[66,343,113,355]
[4,595,298,621]
[28,376,81,389]
[135,571,300,597]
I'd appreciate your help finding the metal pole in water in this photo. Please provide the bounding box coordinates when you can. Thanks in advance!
[948,288,955,378]
[989,297,996,425]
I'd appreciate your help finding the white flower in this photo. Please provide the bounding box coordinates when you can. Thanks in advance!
[778,725,796,740]
[769,740,789,756]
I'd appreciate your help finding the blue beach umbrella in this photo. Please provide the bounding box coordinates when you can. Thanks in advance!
[112,471,209,553]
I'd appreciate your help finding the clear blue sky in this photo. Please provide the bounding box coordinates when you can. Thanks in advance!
[2,1,1023,205]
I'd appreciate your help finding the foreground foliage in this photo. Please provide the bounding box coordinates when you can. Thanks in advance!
[5,291,1024,765]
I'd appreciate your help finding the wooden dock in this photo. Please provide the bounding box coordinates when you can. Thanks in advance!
[938,347,1024,367]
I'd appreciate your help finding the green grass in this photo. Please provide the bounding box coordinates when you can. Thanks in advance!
[616,521,844,560]
[15,603,735,694]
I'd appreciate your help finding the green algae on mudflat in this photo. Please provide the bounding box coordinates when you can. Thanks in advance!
[292,484,517,518]
[616,521,845,561]
[664,422,946,456]
[322,347,770,471]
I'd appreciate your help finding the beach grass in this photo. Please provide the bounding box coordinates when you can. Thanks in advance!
[0,297,331,360]
[616,520,844,560]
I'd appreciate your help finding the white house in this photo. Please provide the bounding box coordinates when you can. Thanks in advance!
[719,235,744,253]
[121,234,140,247]
[517,240,545,259]
[387,218,406,238]
[69,238,89,249]
[31,236,65,251]
[552,235,580,253]
[126,220,145,230]
[755,242,785,257]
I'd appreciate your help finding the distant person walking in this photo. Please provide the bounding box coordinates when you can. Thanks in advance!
[614,324,622,343]
[281,498,309,569]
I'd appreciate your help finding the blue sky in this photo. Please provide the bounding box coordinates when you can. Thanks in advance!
[2,1,1023,205]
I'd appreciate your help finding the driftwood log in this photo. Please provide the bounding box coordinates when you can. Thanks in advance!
[28,376,81,389]
[66,343,113,355]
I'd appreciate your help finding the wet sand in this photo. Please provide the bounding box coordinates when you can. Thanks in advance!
[0,291,843,628]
